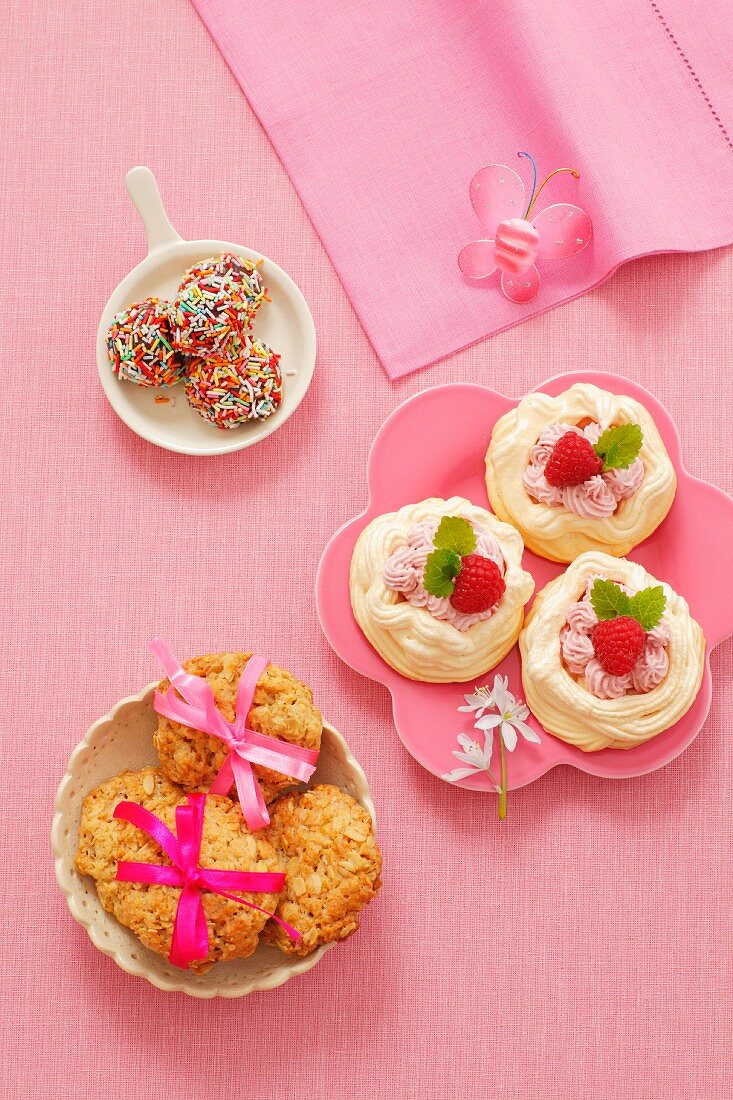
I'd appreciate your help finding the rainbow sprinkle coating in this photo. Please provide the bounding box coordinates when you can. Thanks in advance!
[173,255,267,362]
[184,341,283,429]
[179,253,268,319]
[106,298,185,387]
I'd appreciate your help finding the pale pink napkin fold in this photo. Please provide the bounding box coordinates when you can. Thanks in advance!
[191,0,733,378]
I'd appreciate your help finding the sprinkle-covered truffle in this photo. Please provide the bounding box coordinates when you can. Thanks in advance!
[184,341,283,429]
[106,298,185,387]
[173,256,264,362]
[179,253,268,320]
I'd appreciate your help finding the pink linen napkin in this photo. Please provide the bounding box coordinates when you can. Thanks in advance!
[191,0,733,378]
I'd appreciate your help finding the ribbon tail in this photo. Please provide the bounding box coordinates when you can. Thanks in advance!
[268,914,302,943]
[151,637,183,681]
[232,654,270,738]
[231,753,270,830]
[212,884,302,944]
[209,755,235,797]
[154,689,212,734]
[267,914,302,942]
[169,885,208,970]
[235,730,318,783]
[113,801,181,865]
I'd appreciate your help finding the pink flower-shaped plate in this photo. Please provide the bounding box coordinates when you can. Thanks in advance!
[316,372,733,792]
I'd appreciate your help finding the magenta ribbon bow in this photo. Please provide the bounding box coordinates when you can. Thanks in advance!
[114,793,300,969]
[151,638,319,831]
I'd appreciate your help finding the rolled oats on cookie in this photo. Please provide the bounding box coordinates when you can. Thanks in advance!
[75,767,284,974]
[153,651,323,804]
[262,785,381,957]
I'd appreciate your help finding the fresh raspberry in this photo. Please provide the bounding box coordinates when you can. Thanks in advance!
[450,555,505,614]
[544,431,603,487]
[592,616,646,676]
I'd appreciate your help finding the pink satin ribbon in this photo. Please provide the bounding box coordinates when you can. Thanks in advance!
[114,793,300,969]
[151,638,319,830]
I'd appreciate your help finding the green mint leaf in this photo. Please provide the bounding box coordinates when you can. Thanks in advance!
[594,423,643,471]
[590,578,631,621]
[432,516,477,557]
[423,548,462,598]
[627,586,666,631]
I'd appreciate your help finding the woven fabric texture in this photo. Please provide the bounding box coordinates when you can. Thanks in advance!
[192,0,733,376]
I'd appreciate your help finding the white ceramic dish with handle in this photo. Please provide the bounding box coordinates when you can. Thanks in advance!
[96,166,317,455]
[52,685,375,998]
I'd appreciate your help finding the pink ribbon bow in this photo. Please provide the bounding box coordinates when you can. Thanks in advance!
[114,793,300,969]
[151,638,319,830]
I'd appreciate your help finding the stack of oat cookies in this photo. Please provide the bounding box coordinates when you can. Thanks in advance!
[75,651,381,974]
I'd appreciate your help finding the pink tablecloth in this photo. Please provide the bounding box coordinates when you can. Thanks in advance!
[2,2,732,1098]
[191,0,733,377]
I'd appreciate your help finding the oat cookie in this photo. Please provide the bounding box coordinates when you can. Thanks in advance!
[75,767,284,974]
[262,785,381,956]
[153,652,323,803]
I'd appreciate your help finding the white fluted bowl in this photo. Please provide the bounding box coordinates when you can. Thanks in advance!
[51,684,376,998]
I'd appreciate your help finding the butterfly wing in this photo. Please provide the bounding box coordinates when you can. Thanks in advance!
[532,204,592,260]
[501,265,539,304]
[469,165,526,233]
[458,240,496,279]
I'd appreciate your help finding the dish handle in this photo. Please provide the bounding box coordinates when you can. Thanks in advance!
[125,166,183,254]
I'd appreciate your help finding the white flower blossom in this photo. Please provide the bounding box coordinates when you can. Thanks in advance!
[441,731,501,789]
[475,674,540,753]
[442,674,540,784]
[457,684,497,720]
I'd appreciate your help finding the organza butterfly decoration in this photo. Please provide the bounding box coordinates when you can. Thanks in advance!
[458,152,592,303]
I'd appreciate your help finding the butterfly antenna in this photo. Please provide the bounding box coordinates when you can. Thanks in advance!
[526,167,581,217]
[517,151,537,217]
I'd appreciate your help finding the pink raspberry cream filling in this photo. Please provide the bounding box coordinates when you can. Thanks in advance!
[523,422,644,518]
[382,520,506,632]
[560,580,671,699]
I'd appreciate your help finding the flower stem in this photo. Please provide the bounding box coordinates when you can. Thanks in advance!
[498,734,507,821]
